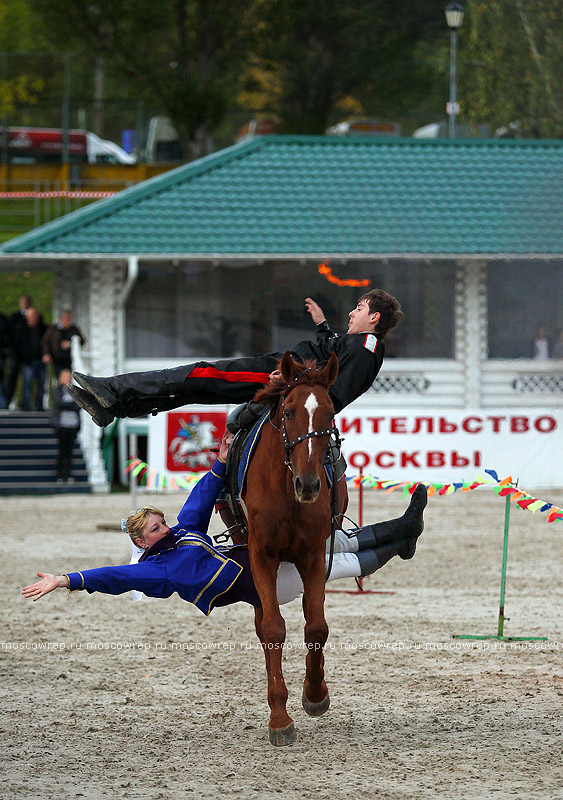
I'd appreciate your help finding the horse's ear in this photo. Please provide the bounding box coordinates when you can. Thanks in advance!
[323,352,339,386]
[280,351,296,384]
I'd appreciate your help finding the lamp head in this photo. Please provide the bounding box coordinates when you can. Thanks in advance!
[445,2,464,29]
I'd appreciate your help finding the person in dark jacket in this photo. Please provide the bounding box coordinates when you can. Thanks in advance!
[0,312,9,409]
[51,369,81,483]
[42,310,86,378]
[5,294,44,406]
[13,307,47,411]
[68,289,404,428]
[22,433,427,611]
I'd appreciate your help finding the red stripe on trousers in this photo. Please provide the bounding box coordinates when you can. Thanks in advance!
[190,366,270,384]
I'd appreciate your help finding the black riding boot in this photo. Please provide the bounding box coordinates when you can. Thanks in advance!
[353,484,427,559]
[73,366,193,418]
[357,540,413,576]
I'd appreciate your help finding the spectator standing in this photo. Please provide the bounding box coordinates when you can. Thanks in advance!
[13,308,46,411]
[0,312,9,409]
[532,325,550,360]
[51,369,81,483]
[5,295,44,406]
[42,310,86,378]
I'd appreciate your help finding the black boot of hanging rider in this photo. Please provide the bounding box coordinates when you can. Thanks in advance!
[353,484,427,559]
[73,366,194,420]
[356,540,414,575]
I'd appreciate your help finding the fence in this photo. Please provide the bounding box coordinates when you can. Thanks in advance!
[0,164,175,240]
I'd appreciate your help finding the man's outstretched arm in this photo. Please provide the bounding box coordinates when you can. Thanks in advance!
[305,297,337,340]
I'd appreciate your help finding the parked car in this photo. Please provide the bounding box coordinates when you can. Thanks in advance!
[326,118,402,137]
[145,117,183,163]
[0,126,136,164]
[235,118,279,143]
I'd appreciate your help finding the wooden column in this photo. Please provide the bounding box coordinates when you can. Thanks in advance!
[455,259,488,408]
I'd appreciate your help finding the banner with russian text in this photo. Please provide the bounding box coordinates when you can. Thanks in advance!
[336,409,562,488]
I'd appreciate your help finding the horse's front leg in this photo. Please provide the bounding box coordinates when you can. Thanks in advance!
[298,551,330,717]
[249,548,296,746]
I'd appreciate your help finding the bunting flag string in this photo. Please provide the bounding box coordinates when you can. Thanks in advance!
[349,468,563,523]
[125,458,563,524]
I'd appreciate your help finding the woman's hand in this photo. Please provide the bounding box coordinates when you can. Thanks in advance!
[305,297,325,324]
[22,573,67,601]
[219,431,233,462]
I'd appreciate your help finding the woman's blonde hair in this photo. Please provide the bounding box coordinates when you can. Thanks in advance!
[123,507,164,545]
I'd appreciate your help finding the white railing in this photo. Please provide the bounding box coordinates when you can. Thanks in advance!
[71,335,110,492]
[482,360,563,408]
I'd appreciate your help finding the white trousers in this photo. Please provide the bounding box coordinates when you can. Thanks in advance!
[276,530,361,605]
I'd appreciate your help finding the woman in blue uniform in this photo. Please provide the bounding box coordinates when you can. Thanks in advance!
[22,434,426,611]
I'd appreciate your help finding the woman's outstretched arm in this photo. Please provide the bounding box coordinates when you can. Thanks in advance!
[22,573,68,601]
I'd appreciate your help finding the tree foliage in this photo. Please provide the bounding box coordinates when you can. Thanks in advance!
[462,0,563,137]
[0,1,47,118]
[31,0,257,157]
[254,0,445,133]
[5,0,563,153]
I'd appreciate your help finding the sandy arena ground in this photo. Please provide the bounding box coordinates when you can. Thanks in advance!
[2,485,562,800]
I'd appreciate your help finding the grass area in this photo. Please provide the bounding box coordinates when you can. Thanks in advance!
[0,271,54,322]
[0,199,38,241]
[0,195,99,313]
[0,197,98,244]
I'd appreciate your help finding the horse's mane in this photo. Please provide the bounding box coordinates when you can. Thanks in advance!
[254,359,329,407]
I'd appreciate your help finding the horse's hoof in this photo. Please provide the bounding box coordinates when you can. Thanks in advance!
[268,722,297,746]
[302,690,330,717]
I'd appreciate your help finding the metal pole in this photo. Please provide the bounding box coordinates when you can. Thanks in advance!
[357,467,364,590]
[62,54,70,172]
[358,466,363,527]
[136,100,145,163]
[1,53,8,168]
[496,493,511,637]
[453,482,547,641]
[129,433,138,509]
[449,29,458,138]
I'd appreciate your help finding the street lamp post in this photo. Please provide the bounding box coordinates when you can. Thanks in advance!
[445,3,465,138]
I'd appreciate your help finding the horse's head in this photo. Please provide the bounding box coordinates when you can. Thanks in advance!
[277,351,339,503]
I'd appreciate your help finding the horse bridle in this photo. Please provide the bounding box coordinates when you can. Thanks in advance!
[277,381,344,581]
[278,382,340,470]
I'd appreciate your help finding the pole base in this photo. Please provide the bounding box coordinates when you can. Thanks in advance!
[452,633,548,641]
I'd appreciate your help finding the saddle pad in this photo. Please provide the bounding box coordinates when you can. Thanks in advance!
[236,411,271,495]
[228,410,339,498]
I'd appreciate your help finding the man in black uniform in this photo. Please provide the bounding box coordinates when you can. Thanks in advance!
[69,289,404,427]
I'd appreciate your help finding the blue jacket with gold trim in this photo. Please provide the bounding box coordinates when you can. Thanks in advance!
[66,460,243,616]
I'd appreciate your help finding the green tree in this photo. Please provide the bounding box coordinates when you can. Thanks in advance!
[253,0,445,134]
[0,1,47,119]
[462,0,563,137]
[31,0,258,158]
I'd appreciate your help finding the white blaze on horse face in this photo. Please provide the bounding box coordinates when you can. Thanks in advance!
[304,392,319,456]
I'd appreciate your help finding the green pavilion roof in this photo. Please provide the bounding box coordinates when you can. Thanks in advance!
[2,136,562,257]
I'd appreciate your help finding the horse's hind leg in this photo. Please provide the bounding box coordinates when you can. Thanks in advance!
[299,554,330,717]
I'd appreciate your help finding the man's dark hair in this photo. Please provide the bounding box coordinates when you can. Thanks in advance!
[360,289,405,339]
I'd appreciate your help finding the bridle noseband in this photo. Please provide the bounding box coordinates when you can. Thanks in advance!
[270,367,345,582]
[277,374,341,470]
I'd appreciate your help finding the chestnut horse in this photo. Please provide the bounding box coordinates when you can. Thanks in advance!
[243,351,347,746]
